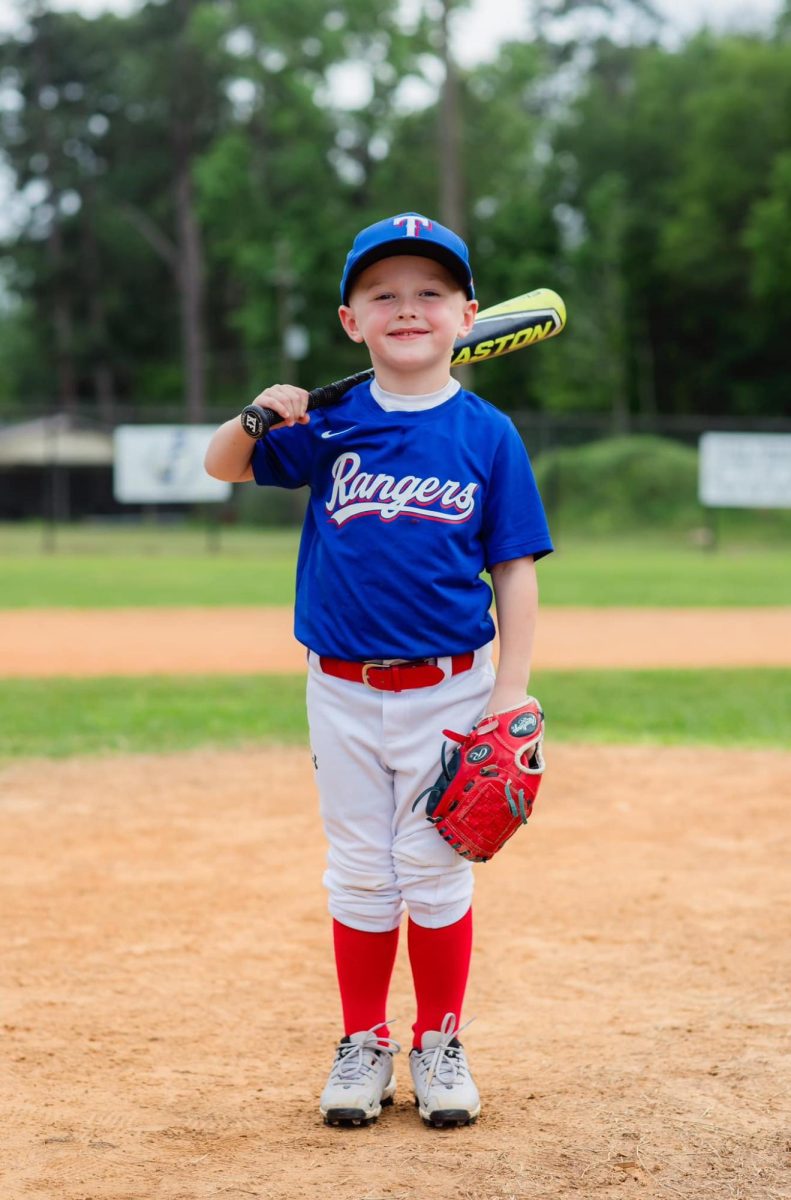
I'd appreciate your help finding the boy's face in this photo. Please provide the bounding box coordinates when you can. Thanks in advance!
[338,255,477,392]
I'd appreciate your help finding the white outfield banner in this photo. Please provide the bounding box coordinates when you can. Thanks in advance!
[698,432,791,509]
[113,426,232,504]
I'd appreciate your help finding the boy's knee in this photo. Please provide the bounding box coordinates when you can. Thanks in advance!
[328,888,405,932]
[397,864,473,931]
[404,892,473,930]
[324,865,405,931]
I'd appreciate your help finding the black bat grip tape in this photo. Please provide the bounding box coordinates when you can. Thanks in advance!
[240,368,374,439]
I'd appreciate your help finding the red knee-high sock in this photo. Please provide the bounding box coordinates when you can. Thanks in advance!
[332,919,400,1040]
[408,908,473,1048]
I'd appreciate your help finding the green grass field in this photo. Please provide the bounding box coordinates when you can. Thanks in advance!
[1,524,788,761]
[1,524,789,607]
[0,669,788,762]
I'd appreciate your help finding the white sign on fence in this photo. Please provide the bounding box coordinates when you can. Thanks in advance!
[113,426,232,504]
[698,432,791,509]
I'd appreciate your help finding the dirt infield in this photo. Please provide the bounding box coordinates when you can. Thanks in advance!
[2,743,789,1200]
[2,605,791,676]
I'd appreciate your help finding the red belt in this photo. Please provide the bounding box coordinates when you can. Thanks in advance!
[318,652,475,692]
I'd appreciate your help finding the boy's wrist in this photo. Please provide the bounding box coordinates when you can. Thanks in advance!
[487,680,529,714]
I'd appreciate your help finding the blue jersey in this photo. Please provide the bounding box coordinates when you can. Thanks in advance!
[251,381,552,660]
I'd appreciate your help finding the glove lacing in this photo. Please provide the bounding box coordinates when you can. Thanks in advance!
[412,735,461,813]
[412,740,534,826]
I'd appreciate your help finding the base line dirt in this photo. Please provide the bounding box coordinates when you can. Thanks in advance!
[1,744,789,1200]
[1,605,791,677]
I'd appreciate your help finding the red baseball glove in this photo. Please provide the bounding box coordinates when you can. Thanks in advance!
[413,698,545,863]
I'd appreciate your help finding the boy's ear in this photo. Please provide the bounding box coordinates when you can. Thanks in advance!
[458,298,478,338]
[338,305,365,344]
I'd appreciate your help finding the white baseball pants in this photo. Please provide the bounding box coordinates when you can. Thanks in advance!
[306,644,495,933]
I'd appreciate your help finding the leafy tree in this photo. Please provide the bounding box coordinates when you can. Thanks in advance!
[193,0,442,398]
[0,9,129,414]
[0,0,789,432]
[0,3,232,418]
[550,30,791,418]
[745,150,791,322]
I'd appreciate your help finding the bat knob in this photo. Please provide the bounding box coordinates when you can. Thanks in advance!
[240,405,268,439]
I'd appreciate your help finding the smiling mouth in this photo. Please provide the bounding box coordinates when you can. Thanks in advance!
[389,329,429,338]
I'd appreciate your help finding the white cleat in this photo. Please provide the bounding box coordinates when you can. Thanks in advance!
[410,1012,481,1127]
[319,1022,400,1126]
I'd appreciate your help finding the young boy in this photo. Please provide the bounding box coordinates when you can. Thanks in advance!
[205,213,553,1128]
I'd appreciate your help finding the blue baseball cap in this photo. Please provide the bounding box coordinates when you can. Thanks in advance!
[340,213,475,305]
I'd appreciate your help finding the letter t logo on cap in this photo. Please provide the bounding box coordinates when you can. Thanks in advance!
[393,215,432,238]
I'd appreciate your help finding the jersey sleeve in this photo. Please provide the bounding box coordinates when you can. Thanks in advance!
[481,420,553,570]
[250,423,312,489]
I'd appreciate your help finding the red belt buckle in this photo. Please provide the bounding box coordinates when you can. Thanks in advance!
[362,662,392,691]
[361,660,445,691]
[319,654,472,691]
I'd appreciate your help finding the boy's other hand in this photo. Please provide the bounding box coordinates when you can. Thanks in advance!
[252,384,311,429]
[485,683,529,718]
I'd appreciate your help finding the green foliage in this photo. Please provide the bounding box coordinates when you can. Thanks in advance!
[534,435,702,533]
[552,30,791,418]
[0,2,789,424]
[1,667,787,761]
[744,150,791,326]
[0,300,50,413]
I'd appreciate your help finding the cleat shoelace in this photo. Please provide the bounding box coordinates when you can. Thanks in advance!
[328,1021,400,1085]
[418,1012,476,1092]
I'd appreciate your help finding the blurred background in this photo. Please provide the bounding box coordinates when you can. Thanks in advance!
[0,0,789,538]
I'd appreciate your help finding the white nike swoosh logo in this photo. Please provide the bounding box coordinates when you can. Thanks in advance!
[321,427,356,439]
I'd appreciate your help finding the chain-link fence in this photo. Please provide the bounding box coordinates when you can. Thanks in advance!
[2,403,790,526]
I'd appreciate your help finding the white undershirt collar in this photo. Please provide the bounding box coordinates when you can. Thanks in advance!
[370,377,460,412]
